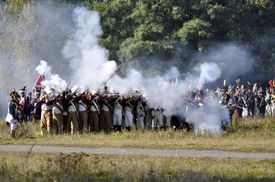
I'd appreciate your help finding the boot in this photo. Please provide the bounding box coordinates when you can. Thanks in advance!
[10,130,16,138]
[118,125,122,132]
[114,125,118,131]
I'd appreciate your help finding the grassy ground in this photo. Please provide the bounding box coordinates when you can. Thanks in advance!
[0,117,274,152]
[0,152,274,182]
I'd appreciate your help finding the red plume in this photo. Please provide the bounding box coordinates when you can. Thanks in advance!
[269,80,273,88]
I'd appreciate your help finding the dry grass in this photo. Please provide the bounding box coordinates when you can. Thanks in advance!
[0,152,274,182]
[0,117,274,152]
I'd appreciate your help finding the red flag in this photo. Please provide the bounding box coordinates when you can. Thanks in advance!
[33,74,44,91]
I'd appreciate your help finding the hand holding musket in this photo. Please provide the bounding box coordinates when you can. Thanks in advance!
[106,93,120,100]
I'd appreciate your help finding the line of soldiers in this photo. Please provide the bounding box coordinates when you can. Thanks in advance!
[215,83,275,120]
[6,86,174,136]
[5,81,274,137]
[39,87,174,135]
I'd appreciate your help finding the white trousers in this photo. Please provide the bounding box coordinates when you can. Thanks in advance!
[113,109,122,125]
[5,114,18,130]
[125,111,133,127]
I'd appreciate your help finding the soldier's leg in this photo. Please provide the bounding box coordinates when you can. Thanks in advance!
[67,112,72,134]
[103,111,111,132]
[93,112,100,132]
[63,115,69,134]
[128,111,134,128]
[54,113,63,134]
[137,117,145,131]
[157,112,164,128]
[71,112,79,134]
[166,115,171,128]
[113,114,118,131]
[151,116,156,131]
[271,104,275,117]
[117,113,122,132]
[82,111,88,133]
[99,113,104,131]
[78,112,83,133]
[52,115,58,134]
[78,111,83,133]
[46,110,53,134]
[265,105,271,116]
[10,119,18,137]
[125,111,131,131]
[40,110,47,135]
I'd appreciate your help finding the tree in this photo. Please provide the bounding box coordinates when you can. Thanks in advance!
[176,18,212,50]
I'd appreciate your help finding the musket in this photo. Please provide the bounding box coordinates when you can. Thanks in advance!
[228,85,235,94]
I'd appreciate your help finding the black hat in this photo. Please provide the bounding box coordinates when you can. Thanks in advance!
[20,86,26,93]
[10,90,19,99]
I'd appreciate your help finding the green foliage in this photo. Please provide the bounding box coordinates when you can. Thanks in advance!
[176,18,212,50]
[0,0,274,76]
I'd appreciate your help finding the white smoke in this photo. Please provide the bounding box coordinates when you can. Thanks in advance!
[185,96,229,135]
[36,60,67,92]
[107,62,228,134]
[198,62,221,88]
[107,69,144,94]
[62,7,117,89]
[198,43,255,78]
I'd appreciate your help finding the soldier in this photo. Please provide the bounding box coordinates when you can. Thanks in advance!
[89,94,100,132]
[271,89,275,117]
[78,94,89,133]
[5,91,19,137]
[33,91,42,122]
[40,90,54,135]
[124,96,134,131]
[136,98,145,131]
[25,92,33,122]
[100,96,112,132]
[265,89,272,116]
[246,87,256,117]
[144,102,153,130]
[67,94,79,134]
[18,86,26,123]
[232,89,245,118]
[227,99,235,122]
[151,107,164,131]
[52,95,65,134]
[256,89,266,117]
[113,96,123,132]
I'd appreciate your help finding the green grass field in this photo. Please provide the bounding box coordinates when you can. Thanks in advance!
[0,152,274,182]
[1,117,275,152]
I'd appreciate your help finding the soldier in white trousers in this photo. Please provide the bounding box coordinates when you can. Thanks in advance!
[136,98,145,131]
[89,96,100,132]
[151,107,164,131]
[52,99,64,134]
[67,98,79,134]
[5,91,19,137]
[78,98,88,133]
[113,97,123,132]
[124,98,134,131]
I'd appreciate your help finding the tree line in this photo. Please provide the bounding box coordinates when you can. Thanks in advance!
[2,0,275,79]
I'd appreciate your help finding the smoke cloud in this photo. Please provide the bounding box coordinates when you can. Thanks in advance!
[62,7,117,89]
[36,60,67,92]
[197,43,255,79]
